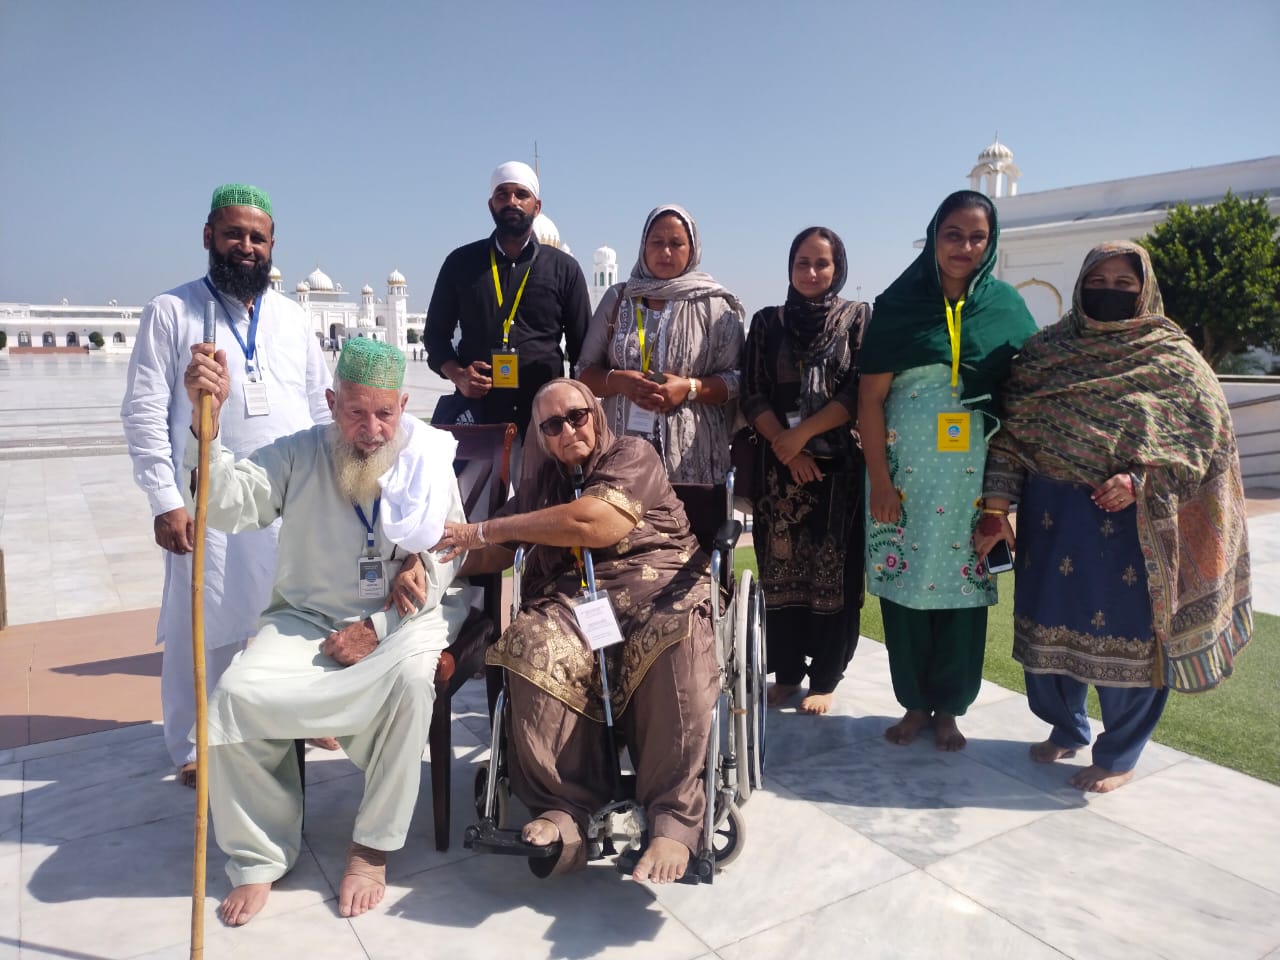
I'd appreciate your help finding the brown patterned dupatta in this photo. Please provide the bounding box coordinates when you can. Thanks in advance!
[984,242,1252,691]
[487,378,714,719]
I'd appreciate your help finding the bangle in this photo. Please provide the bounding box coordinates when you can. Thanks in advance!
[980,507,1008,516]
[604,369,614,392]
[476,522,487,545]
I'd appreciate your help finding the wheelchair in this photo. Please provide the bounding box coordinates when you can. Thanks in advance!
[464,468,767,883]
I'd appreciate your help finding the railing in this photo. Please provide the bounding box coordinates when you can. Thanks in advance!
[1222,378,1280,491]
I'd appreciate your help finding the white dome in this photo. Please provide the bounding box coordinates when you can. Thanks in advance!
[533,213,561,249]
[268,266,282,281]
[387,268,406,286]
[978,138,1013,162]
[593,245,617,266]
[361,283,374,295]
[295,280,310,293]
[305,266,335,292]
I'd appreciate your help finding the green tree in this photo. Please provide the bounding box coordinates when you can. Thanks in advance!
[0,330,7,350]
[406,328,420,344]
[89,331,104,348]
[1140,191,1280,371]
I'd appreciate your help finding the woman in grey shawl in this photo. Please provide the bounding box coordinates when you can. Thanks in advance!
[578,204,745,484]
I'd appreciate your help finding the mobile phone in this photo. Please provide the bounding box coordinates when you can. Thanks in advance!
[986,540,1014,574]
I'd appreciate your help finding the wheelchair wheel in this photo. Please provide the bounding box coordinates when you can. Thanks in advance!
[746,578,766,791]
[731,570,753,803]
[711,802,745,868]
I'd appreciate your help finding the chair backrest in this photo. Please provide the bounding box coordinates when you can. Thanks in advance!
[671,482,727,556]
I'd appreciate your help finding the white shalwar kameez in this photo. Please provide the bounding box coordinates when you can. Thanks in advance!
[121,276,331,765]
[183,418,468,886]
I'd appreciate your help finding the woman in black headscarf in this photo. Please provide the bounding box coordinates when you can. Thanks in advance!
[741,226,869,714]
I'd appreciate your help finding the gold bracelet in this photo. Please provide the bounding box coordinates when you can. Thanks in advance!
[980,507,1008,516]
[477,522,488,545]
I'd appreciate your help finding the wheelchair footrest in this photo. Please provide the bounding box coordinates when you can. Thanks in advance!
[464,820,560,859]
[615,842,711,885]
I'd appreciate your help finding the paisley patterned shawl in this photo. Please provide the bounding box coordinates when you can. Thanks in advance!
[486,379,714,719]
[985,242,1253,691]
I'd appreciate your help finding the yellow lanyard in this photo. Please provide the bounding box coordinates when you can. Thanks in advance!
[635,298,659,373]
[571,546,587,590]
[944,297,965,395]
[490,247,535,348]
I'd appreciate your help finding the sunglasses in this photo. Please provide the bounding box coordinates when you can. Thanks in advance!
[538,407,591,437]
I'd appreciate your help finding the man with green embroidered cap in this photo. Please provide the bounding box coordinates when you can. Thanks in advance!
[122,183,331,789]
[179,336,468,925]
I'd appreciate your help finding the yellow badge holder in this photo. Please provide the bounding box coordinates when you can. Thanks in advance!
[937,296,971,452]
[490,246,535,389]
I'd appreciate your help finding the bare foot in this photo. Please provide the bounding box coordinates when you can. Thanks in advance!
[885,709,930,745]
[631,836,690,884]
[798,692,834,715]
[1068,764,1134,793]
[307,737,341,751]
[522,817,561,846]
[767,683,801,707]
[1029,740,1077,764]
[219,882,270,926]
[177,762,197,789]
[339,843,386,918]
[934,713,966,751]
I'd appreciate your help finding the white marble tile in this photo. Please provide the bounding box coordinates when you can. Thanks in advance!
[0,764,22,853]
[0,850,19,941]
[127,901,370,960]
[1085,756,1280,895]
[768,733,1072,867]
[646,785,912,949]
[928,807,1280,960]
[718,870,1068,960]
[20,816,335,959]
[356,852,709,960]
[3,720,160,764]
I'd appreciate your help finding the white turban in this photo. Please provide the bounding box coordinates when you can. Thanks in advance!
[489,161,540,200]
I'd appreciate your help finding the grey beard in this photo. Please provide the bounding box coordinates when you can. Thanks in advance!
[329,423,406,504]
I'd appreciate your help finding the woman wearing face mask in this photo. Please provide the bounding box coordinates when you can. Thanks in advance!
[578,204,745,484]
[860,190,1037,751]
[741,226,869,715]
[976,241,1253,793]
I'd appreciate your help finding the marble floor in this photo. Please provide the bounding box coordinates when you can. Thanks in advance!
[2,638,1279,960]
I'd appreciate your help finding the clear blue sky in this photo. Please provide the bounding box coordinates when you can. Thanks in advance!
[2,0,1277,319]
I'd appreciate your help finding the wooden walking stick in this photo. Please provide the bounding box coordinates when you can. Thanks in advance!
[190,301,217,960]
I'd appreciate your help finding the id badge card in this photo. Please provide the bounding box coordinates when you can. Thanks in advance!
[572,590,625,651]
[626,400,657,435]
[243,379,271,418]
[936,412,971,452]
[785,409,802,429]
[356,557,386,599]
[491,351,519,388]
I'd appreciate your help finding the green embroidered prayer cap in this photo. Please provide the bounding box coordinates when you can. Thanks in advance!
[336,338,406,390]
[210,183,273,218]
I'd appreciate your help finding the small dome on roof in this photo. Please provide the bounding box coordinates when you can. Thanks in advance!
[268,266,282,281]
[305,266,334,292]
[295,280,310,293]
[593,245,617,266]
[361,283,374,295]
[978,137,1013,162]
[533,213,561,249]
[387,268,406,286]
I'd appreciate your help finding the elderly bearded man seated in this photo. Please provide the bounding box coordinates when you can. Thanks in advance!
[181,338,468,926]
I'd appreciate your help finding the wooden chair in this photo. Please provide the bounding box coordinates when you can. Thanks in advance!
[428,422,517,850]
[295,421,516,852]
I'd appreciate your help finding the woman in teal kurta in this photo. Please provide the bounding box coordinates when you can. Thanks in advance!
[859,190,1036,750]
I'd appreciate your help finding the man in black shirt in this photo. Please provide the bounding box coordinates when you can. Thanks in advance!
[426,161,591,438]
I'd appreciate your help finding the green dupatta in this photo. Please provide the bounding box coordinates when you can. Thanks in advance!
[862,191,1036,413]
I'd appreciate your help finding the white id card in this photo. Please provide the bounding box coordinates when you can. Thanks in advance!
[786,410,802,428]
[626,401,657,435]
[572,591,625,651]
[356,557,386,599]
[243,379,271,417]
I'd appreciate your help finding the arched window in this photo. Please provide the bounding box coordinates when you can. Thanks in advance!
[113,332,126,343]
[18,330,32,347]
[42,331,55,346]
[66,331,79,346]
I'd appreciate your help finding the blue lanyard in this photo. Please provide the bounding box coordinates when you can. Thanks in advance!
[353,497,381,555]
[202,277,263,369]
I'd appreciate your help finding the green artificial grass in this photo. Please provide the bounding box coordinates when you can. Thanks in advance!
[734,547,1280,785]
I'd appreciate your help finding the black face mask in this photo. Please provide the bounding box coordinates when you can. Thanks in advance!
[1081,288,1139,323]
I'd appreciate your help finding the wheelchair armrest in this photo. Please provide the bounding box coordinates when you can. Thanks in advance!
[713,518,743,557]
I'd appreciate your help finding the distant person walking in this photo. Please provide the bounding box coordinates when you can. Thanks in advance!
[121,184,332,786]
[424,161,591,450]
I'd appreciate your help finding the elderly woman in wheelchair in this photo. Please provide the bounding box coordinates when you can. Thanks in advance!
[433,378,719,883]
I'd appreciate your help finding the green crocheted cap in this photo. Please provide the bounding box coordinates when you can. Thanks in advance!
[210,183,272,218]
[336,338,406,390]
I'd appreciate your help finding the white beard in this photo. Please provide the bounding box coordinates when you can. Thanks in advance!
[329,423,406,504]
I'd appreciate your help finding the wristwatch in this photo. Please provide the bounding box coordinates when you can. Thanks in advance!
[686,377,700,403]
